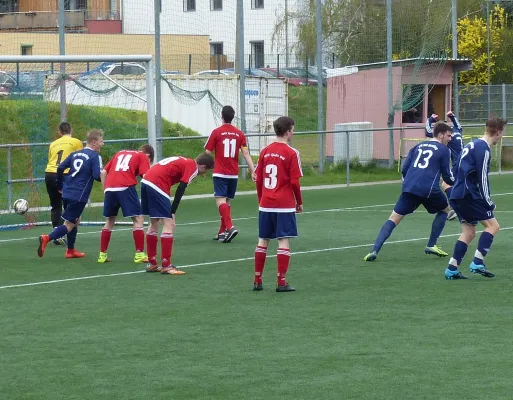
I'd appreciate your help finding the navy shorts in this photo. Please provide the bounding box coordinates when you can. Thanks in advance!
[450,197,494,225]
[213,177,238,199]
[141,183,172,219]
[394,191,448,216]
[62,198,87,224]
[258,211,297,240]
[103,186,141,218]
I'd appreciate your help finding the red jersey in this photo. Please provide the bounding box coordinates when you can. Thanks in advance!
[204,123,248,179]
[103,150,151,192]
[141,156,198,198]
[255,142,303,212]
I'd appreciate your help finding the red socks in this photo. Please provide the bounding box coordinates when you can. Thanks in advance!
[254,246,267,284]
[146,231,158,266]
[133,228,145,252]
[277,248,291,287]
[160,232,174,268]
[219,203,233,230]
[100,229,112,253]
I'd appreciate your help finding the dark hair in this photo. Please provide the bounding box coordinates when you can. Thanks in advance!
[139,144,155,163]
[486,117,507,136]
[273,116,295,137]
[59,122,72,135]
[433,121,452,137]
[222,106,235,123]
[195,152,214,169]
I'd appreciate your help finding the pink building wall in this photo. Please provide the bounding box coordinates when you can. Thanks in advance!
[326,62,457,161]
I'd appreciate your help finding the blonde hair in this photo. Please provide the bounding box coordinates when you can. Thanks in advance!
[86,129,104,144]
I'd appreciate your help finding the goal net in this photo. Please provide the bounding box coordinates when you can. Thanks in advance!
[0,55,159,230]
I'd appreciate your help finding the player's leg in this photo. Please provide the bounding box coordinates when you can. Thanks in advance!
[45,172,66,245]
[275,212,297,292]
[253,211,274,290]
[213,177,227,240]
[424,193,450,257]
[65,202,87,258]
[145,218,161,272]
[442,181,457,221]
[445,222,474,280]
[159,216,184,275]
[469,216,499,278]
[132,216,148,263]
[222,179,239,243]
[98,217,116,264]
[118,186,147,263]
[364,193,415,261]
[38,218,75,257]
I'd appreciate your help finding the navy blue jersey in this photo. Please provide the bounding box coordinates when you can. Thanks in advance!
[401,140,454,197]
[57,147,102,202]
[450,138,494,209]
[425,115,438,138]
[447,114,463,167]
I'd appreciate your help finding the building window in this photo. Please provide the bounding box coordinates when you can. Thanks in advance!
[211,0,222,11]
[0,0,17,13]
[252,0,264,9]
[210,42,224,56]
[64,0,86,10]
[184,0,196,11]
[21,45,33,56]
[250,41,264,68]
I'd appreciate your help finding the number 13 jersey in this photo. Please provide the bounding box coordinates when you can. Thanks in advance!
[103,150,151,192]
[401,140,454,197]
[256,142,303,212]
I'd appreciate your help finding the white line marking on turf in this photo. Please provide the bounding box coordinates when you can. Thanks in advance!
[2,226,513,290]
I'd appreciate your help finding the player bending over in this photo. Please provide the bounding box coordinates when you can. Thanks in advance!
[253,116,303,292]
[204,105,255,243]
[444,117,506,280]
[364,122,454,262]
[142,153,214,275]
[97,144,155,264]
[38,129,104,258]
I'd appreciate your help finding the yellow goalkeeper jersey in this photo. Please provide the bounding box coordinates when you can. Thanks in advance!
[45,135,83,173]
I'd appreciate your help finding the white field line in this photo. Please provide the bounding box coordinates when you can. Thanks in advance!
[2,226,513,290]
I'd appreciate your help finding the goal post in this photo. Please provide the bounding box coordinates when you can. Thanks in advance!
[0,54,156,230]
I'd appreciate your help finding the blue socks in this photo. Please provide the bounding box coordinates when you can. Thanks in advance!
[372,220,396,253]
[427,211,447,247]
[49,225,68,241]
[448,240,468,271]
[67,227,78,250]
[473,232,494,265]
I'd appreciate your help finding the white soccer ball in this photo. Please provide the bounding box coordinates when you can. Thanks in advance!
[13,198,29,215]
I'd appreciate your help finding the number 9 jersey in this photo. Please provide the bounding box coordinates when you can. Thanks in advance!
[58,147,102,202]
[255,142,303,212]
[401,140,454,197]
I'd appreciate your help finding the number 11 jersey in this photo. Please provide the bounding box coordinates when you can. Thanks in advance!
[401,140,454,197]
[204,124,248,179]
[103,150,151,192]
[256,142,303,212]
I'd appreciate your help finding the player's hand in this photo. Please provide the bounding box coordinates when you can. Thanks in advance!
[251,172,257,183]
[296,204,303,213]
[171,214,176,228]
[431,114,439,120]
[447,111,454,117]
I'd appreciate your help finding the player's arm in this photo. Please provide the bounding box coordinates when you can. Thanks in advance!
[401,146,415,179]
[56,155,72,191]
[475,147,494,209]
[171,182,188,216]
[290,152,303,211]
[425,114,438,138]
[241,147,255,175]
[441,148,455,186]
[447,111,462,133]
[92,155,102,182]
[204,131,216,155]
[255,158,263,202]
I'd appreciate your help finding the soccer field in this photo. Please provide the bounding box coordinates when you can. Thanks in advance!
[2,176,513,400]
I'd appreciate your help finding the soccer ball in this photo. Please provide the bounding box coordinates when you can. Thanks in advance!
[13,198,29,215]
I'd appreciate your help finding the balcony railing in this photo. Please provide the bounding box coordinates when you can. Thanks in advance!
[0,10,120,30]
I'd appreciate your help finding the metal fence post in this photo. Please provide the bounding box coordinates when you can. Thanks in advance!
[188,54,192,75]
[7,146,12,212]
[346,131,350,187]
[502,83,507,120]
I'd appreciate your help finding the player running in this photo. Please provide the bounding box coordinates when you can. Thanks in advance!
[253,116,303,292]
[38,129,104,258]
[97,144,155,264]
[204,105,255,243]
[364,122,454,262]
[444,117,506,280]
[142,153,214,275]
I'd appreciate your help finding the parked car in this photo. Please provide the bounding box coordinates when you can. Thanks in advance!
[194,69,232,76]
[222,68,275,78]
[288,67,326,86]
[260,68,317,87]
[81,62,183,77]
[0,71,16,97]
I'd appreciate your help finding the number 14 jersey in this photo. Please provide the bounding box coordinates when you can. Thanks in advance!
[401,140,454,197]
[103,150,151,192]
[256,142,303,212]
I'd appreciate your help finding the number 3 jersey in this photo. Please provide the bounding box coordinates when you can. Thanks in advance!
[255,142,303,212]
[204,124,248,179]
[401,140,454,197]
[103,150,151,192]
[58,147,102,202]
